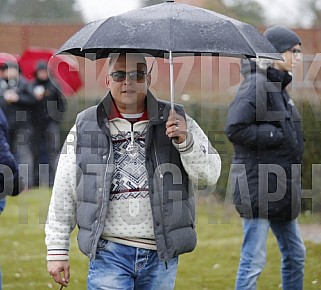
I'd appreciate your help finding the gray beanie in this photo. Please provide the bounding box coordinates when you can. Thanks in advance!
[263,25,301,53]
[35,60,48,71]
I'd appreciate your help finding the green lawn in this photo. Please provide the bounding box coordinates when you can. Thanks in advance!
[0,189,320,290]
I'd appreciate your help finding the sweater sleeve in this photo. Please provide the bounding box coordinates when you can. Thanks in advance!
[45,125,77,261]
[173,114,221,194]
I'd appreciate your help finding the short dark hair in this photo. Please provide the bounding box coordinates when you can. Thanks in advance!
[108,53,147,73]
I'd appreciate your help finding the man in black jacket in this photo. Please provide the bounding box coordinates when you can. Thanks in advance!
[0,106,23,205]
[225,26,305,290]
[31,61,66,186]
[0,105,24,289]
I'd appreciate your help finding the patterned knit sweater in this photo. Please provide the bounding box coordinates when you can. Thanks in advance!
[45,113,221,261]
[101,116,156,249]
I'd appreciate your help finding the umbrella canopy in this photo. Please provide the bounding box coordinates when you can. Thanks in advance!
[56,1,281,60]
[19,47,83,96]
[55,0,282,107]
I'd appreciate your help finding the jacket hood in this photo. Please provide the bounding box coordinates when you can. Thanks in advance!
[240,59,292,89]
[240,59,256,77]
[240,58,273,77]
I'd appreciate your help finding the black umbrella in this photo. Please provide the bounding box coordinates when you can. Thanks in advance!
[56,0,282,107]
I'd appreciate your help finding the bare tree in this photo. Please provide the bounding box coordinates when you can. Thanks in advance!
[139,0,265,27]
[298,0,321,27]
[0,0,84,23]
[204,0,265,27]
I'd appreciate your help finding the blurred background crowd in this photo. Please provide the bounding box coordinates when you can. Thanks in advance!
[1,0,321,205]
[0,57,68,187]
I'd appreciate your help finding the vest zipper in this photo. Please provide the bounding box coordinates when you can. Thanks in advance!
[90,139,113,259]
[153,140,163,179]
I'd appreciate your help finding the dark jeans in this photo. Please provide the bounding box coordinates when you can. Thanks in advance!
[33,122,61,186]
[9,127,34,187]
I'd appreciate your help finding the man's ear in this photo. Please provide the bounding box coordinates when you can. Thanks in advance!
[105,75,110,89]
[147,73,151,88]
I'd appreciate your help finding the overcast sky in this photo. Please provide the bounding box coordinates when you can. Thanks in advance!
[255,0,312,27]
[77,0,311,27]
[77,0,140,22]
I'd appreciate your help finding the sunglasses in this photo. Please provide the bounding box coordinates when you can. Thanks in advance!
[109,70,147,82]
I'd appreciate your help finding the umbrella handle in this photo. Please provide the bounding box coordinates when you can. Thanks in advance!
[169,51,174,111]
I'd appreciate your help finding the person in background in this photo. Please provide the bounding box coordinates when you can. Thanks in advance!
[31,60,66,186]
[225,25,306,290]
[45,53,221,290]
[0,62,35,187]
[0,105,24,289]
[0,63,6,156]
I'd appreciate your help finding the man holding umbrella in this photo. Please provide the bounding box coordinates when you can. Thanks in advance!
[45,53,221,289]
[44,2,282,288]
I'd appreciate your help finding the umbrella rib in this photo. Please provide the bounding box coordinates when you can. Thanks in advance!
[235,27,258,56]
[230,23,268,58]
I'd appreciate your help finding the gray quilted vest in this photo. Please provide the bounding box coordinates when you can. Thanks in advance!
[75,92,196,261]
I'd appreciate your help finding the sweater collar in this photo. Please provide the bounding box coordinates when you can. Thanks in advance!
[96,91,167,128]
[108,97,148,122]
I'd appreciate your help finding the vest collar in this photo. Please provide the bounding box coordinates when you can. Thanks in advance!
[97,91,168,127]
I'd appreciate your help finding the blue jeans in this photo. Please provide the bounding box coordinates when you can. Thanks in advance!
[235,218,306,290]
[88,240,178,290]
[0,198,4,290]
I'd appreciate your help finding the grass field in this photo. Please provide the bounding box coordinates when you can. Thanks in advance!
[0,188,320,290]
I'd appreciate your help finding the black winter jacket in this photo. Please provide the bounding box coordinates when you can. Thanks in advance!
[225,60,304,220]
[31,77,66,126]
[0,108,23,197]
